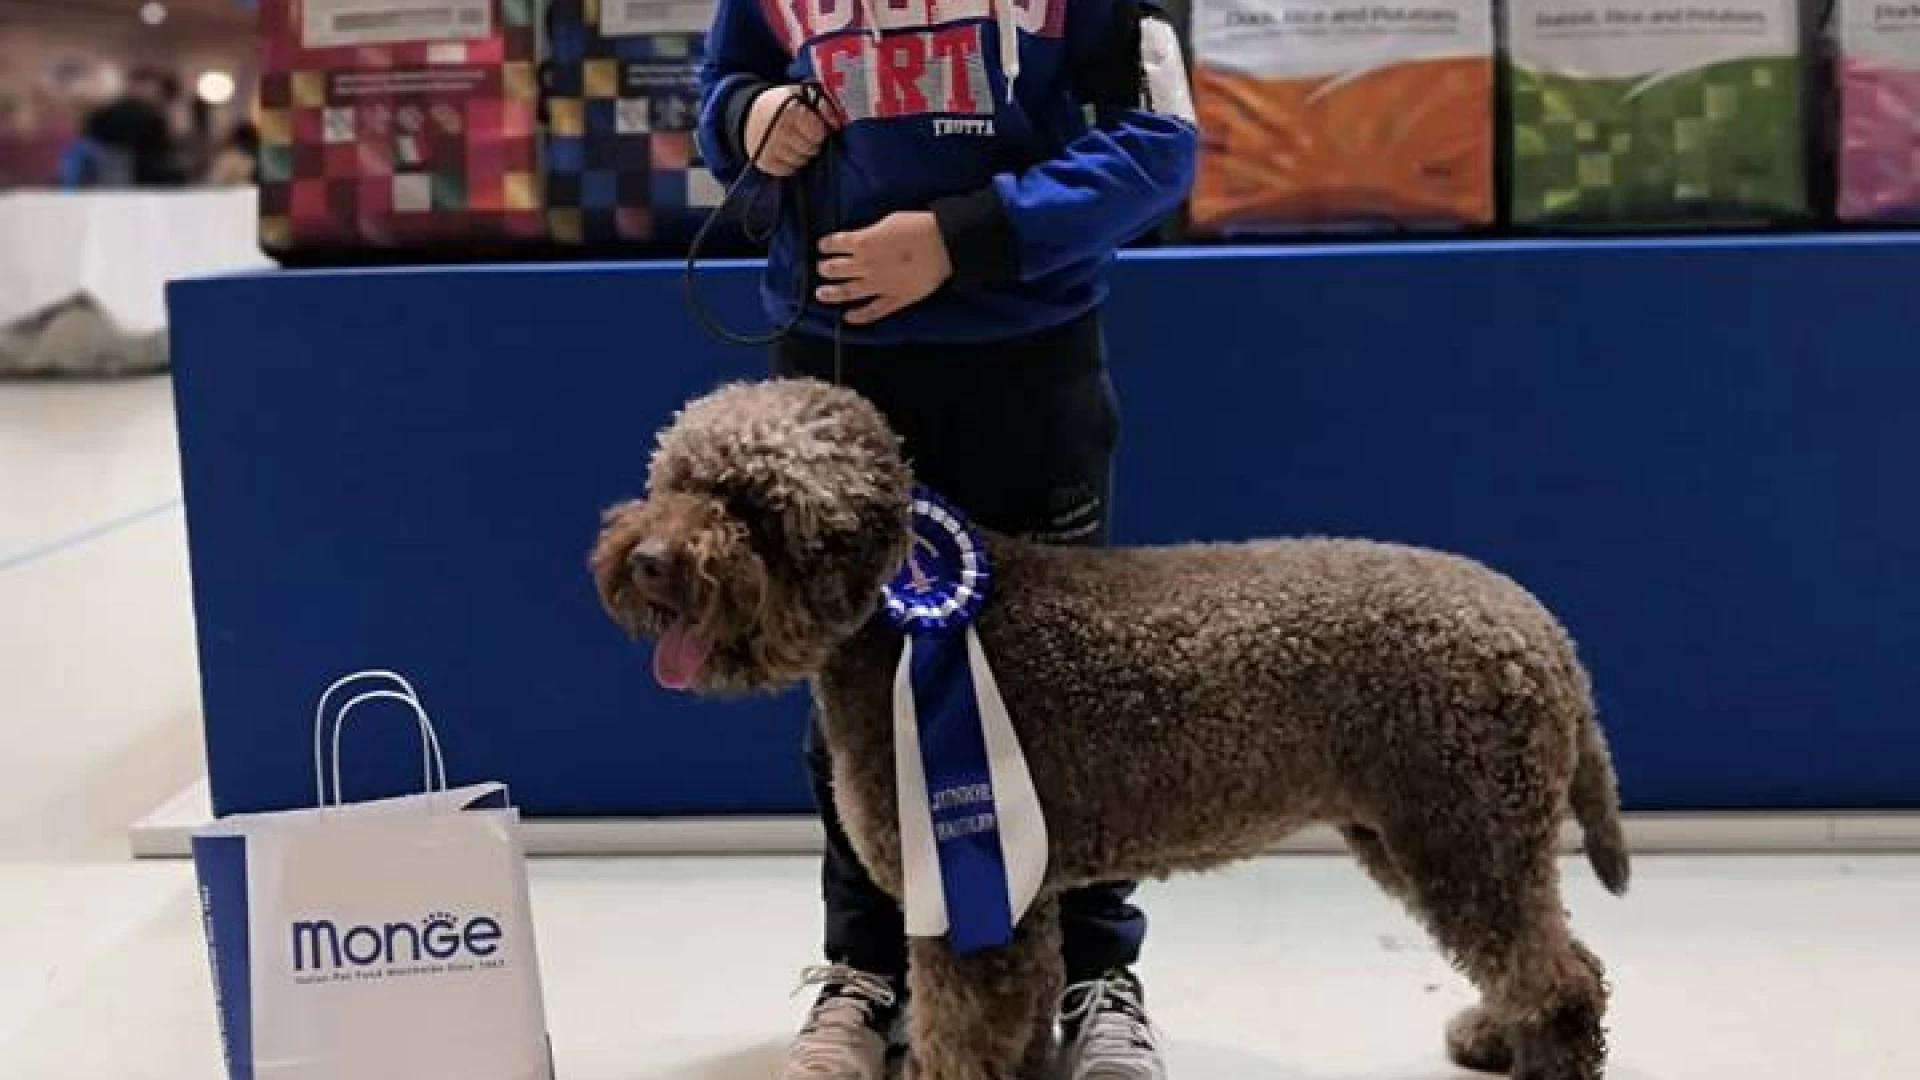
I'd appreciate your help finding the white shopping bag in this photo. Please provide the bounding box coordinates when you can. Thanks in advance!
[192,671,554,1080]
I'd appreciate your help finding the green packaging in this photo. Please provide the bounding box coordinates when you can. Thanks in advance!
[1506,1,1808,227]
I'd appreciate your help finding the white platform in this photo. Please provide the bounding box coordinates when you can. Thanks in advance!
[130,777,1920,858]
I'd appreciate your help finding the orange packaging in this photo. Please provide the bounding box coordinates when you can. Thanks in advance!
[1188,0,1496,234]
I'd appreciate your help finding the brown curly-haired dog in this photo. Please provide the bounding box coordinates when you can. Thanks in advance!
[592,378,1631,1080]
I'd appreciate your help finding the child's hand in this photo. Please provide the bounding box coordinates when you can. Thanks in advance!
[815,213,954,325]
[745,85,833,177]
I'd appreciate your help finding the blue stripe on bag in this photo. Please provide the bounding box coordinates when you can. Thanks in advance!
[192,835,255,1080]
[909,630,1016,954]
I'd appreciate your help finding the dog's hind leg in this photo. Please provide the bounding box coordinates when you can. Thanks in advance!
[1382,820,1608,1080]
[1345,823,1518,1072]
[1445,1002,1515,1074]
[903,899,1064,1080]
[1344,823,1508,1071]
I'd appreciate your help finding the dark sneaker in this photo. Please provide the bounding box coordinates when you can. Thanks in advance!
[782,965,905,1079]
[1058,969,1167,1080]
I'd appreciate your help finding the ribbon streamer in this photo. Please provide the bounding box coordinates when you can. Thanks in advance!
[885,490,1047,954]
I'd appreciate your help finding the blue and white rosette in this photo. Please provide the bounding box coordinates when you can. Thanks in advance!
[884,488,1047,955]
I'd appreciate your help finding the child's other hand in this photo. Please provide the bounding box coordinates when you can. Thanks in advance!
[745,85,833,177]
[816,213,953,325]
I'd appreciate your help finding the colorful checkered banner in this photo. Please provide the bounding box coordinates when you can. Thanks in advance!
[543,0,726,246]
[257,0,720,254]
[257,0,545,254]
[1504,0,1809,227]
[1836,0,1920,221]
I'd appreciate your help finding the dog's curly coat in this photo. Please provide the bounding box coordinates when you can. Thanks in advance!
[592,378,1631,1080]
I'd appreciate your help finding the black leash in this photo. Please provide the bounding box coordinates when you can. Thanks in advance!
[683,81,846,384]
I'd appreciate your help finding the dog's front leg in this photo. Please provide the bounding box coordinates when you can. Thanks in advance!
[904,899,1064,1080]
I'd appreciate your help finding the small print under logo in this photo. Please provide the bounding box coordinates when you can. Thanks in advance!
[933,118,997,137]
[290,910,508,985]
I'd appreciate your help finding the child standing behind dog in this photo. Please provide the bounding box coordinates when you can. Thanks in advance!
[695,0,1198,1075]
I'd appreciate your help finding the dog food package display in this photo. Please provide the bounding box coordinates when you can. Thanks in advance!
[1187,0,1498,234]
[257,0,545,257]
[192,673,554,1080]
[1506,0,1809,227]
[1836,0,1920,219]
[542,0,725,247]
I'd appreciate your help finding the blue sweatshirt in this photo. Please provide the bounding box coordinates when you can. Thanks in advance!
[696,0,1198,345]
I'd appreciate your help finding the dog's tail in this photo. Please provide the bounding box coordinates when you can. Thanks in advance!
[1572,713,1631,896]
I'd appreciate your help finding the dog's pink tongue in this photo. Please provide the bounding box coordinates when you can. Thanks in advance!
[653,621,712,691]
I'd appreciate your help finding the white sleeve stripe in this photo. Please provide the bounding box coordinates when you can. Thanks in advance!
[1140,16,1198,126]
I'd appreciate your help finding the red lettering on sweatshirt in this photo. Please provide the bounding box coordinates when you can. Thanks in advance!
[769,0,1064,48]
[809,25,993,120]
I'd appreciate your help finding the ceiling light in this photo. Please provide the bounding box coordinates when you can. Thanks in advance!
[197,70,237,106]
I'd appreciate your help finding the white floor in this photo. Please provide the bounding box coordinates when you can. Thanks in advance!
[2,377,1917,1079]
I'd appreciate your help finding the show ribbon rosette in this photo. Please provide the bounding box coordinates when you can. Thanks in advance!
[884,488,1048,954]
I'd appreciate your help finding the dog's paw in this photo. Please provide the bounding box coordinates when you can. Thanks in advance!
[1447,1004,1514,1074]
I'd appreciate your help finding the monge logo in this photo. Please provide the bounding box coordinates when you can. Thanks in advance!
[292,910,506,975]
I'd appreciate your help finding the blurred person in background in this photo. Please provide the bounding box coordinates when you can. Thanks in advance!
[187,95,217,179]
[0,90,76,188]
[205,122,258,186]
[72,67,186,187]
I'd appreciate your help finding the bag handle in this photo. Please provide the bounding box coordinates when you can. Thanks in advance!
[313,670,449,807]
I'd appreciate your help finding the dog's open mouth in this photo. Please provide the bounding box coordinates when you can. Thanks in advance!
[653,617,713,691]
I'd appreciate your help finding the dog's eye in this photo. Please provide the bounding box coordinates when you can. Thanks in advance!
[715,491,784,565]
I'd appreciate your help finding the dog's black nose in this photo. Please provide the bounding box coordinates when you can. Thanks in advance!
[628,539,671,581]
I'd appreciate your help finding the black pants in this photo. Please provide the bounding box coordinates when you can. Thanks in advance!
[775,310,1147,982]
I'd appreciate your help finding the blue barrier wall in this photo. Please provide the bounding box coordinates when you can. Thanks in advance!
[170,236,1920,817]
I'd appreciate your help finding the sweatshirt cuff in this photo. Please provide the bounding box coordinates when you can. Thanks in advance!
[931,185,1020,288]
[720,77,771,165]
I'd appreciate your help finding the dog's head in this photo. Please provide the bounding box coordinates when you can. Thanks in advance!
[591,378,913,693]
